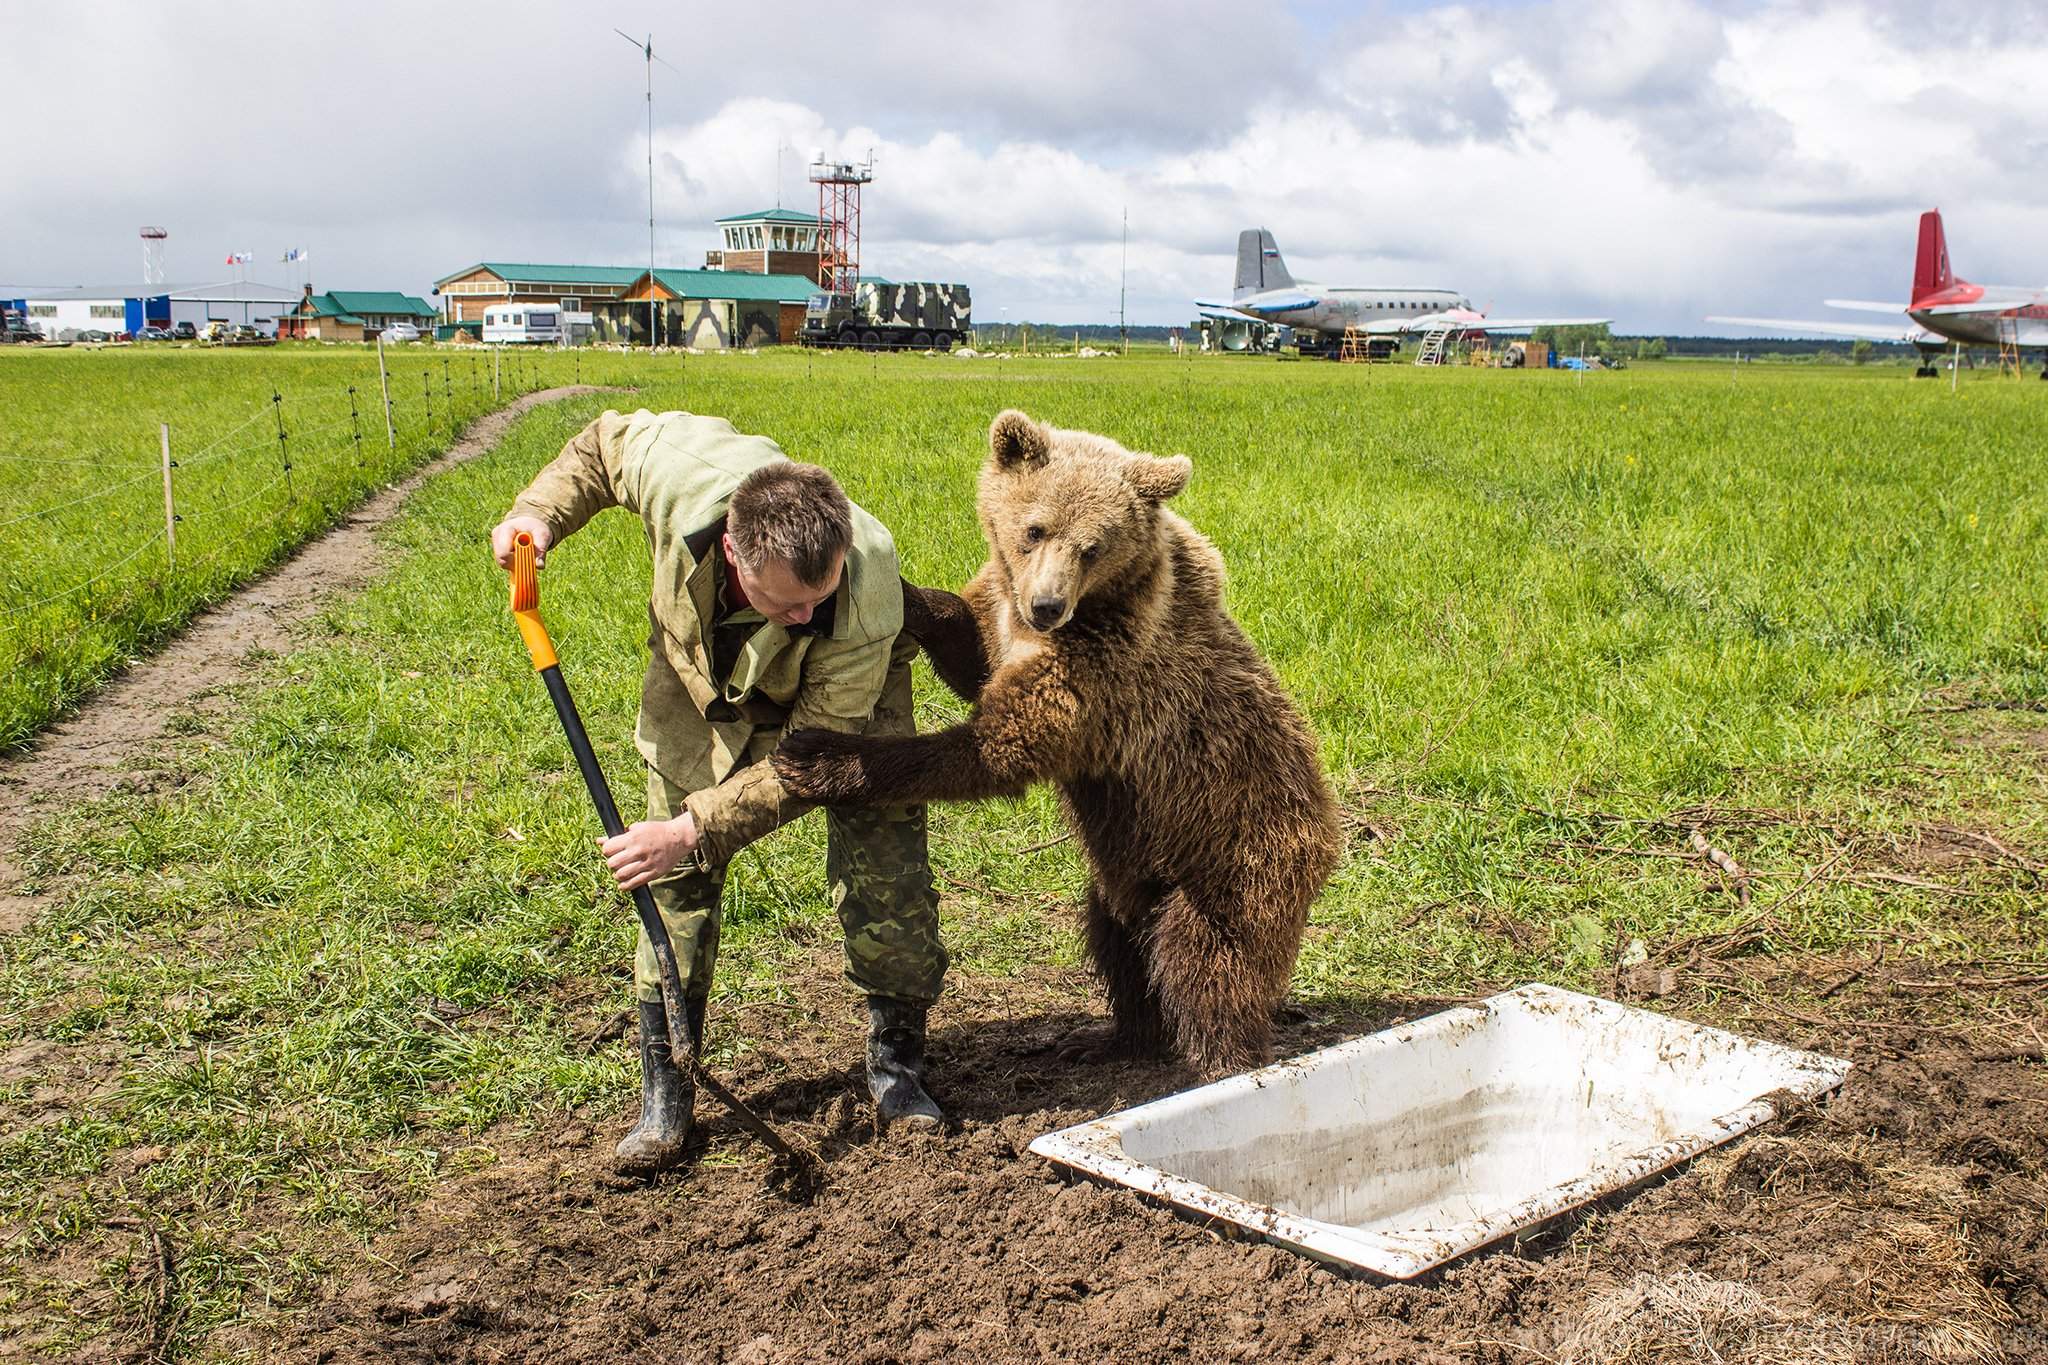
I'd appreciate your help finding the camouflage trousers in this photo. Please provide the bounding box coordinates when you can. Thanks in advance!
[633,665,947,1009]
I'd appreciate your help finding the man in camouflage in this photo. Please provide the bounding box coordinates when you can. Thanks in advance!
[491,409,947,1175]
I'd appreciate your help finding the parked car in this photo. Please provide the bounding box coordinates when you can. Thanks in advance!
[138,326,172,341]
[380,322,422,343]
[80,329,109,343]
[1,318,43,343]
[228,324,261,342]
[171,321,197,340]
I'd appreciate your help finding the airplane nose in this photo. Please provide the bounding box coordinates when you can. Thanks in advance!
[1029,595,1066,630]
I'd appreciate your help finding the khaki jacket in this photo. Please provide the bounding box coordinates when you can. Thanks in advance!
[508,409,903,864]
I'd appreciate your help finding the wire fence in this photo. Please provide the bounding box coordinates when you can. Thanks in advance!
[0,345,616,745]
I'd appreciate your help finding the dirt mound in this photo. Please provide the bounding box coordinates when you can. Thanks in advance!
[254,963,2046,1364]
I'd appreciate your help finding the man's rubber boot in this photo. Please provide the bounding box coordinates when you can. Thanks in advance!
[867,996,944,1132]
[613,996,703,1175]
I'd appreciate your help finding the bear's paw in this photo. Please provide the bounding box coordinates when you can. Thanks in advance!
[772,728,870,801]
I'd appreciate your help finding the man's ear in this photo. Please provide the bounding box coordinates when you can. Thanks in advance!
[1125,452,1193,503]
[989,409,1050,469]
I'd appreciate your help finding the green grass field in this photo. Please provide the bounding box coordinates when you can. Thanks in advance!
[2,349,2045,1353]
[0,343,651,751]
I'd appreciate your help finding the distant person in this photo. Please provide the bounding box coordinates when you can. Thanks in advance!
[491,410,947,1175]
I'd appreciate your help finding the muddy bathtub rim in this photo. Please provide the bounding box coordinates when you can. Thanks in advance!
[1026,983,1853,1279]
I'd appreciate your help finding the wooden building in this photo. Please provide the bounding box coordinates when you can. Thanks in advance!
[282,288,437,341]
[431,263,643,325]
[703,209,823,283]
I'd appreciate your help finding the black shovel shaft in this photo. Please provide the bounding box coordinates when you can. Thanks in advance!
[535,663,808,1167]
[540,664,629,838]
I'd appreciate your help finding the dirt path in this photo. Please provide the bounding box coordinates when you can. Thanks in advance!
[0,385,606,935]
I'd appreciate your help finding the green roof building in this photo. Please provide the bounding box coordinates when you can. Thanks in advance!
[285,286,437,341]
[706,208,824,284]
[434,205,829,347]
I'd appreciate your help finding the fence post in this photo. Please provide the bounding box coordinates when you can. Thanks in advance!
[272,390,293,501]
[348,384,362,463]
[377,334,396,448]
[423,370,433,432]
[493,346,501,402]
[443,357,452,421]
[159,423,177,573]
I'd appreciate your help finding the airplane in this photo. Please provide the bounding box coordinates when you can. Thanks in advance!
[1196,228,1611,360]
[1707,209,2048,379]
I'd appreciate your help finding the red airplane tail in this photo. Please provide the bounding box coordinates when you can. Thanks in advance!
[1912,209,1955,306]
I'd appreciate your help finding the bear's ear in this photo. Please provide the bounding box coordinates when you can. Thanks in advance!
[1124,452,1192,504]
[988,409,1051,470]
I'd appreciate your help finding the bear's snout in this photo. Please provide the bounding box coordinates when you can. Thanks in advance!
[1029,594,1069,630]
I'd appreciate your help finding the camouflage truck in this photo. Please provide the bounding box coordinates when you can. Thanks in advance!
[798,282,971,350]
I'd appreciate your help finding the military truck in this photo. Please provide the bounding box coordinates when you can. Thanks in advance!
[798,282,971,350]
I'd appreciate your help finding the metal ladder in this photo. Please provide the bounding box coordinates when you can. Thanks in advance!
[1413,319,1456,366]
[1997,314,2022,378]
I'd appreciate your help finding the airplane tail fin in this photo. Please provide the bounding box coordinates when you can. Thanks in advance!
[1912,209,1953,305]
[1234,228,1294,299]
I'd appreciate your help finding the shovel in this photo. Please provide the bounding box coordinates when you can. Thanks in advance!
[506,531,813,1173]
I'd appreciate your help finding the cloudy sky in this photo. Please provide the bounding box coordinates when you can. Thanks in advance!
[4,1,2044,331]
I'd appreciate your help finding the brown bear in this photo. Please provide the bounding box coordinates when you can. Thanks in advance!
[773,409,1341,1075]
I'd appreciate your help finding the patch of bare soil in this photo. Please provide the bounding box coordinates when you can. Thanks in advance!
[0,387,608,935]
[246,958,2045,1365]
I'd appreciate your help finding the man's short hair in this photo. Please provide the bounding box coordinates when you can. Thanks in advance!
[727,462,853,587]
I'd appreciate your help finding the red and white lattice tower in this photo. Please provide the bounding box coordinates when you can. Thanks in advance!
[808,155,872,298]
[140,226,169,289]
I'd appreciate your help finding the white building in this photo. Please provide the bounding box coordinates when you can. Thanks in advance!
[3,281,302,338]
[7,287,147,338]
[164,282,300,332]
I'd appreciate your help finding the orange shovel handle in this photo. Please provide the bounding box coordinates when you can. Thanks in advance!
[508,532,557,671]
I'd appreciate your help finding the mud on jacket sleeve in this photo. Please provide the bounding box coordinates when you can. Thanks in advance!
[682,629,894,866]
[505,411,634,543]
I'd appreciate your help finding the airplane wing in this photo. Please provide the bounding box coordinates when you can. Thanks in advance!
[1193,298,1259,321]
[1706,315,1932,343]
[1233,292,1320,315]
[1915,296,2048,317]
[1822,299,1909,313]
[1466,316,1612,332]
[1364,312,1612,336]
[1826,293,2048,318]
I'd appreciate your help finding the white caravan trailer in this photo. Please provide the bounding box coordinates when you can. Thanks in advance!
[482,304,563,345]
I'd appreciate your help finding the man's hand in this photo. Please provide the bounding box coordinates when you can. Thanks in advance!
[492,515,553,570]
[599,813,699,891]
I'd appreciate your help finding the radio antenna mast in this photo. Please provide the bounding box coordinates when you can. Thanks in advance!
[615,28,656,347]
